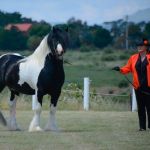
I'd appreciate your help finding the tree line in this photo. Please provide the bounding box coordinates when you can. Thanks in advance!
[0,10,150,51]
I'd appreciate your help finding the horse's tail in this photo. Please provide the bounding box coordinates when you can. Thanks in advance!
[0,55,6,92]
[0,55,7,126]
[0,111,7,126]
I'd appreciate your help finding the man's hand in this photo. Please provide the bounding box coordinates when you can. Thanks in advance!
[112,66,120,71]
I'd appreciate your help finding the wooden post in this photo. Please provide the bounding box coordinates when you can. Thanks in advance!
[83,77,90,111]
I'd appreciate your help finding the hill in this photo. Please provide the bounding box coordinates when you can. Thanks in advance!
[128,8,150,23]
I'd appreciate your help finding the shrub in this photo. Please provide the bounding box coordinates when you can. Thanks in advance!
[101,55,116,61]
[79,45,92,52]
[119,54,130,60]
[103,48,114,54]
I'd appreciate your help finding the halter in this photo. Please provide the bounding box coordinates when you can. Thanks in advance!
[48,41,72,65]
[49,37,62,59]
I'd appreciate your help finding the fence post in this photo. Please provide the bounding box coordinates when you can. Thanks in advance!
[83,77,90,111]
[132,88,137,112]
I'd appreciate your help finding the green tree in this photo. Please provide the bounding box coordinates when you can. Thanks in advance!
[0,11,22,27]
[128,23,143,46]
[91,25,112,48]
[67,17,83,49]
[29,23,51,37]
[0,28,27,50]
[144,22,150,39]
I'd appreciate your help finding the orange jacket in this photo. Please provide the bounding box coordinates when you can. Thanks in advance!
[120,53,150,89]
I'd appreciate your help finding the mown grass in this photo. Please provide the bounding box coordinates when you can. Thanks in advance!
[0,111,150,150]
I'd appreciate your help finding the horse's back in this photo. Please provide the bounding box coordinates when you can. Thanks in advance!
[0,53,23,66]
[0,53,24,92]
[0,54,23,76]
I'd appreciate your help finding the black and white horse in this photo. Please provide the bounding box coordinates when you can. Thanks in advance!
[0,27,69,131]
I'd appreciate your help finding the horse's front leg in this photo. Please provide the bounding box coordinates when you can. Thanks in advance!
[7,91,20,131]
[29,91,43,132]
[45,92,60,131]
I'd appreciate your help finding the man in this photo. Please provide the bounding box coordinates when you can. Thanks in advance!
[113,39,150,131]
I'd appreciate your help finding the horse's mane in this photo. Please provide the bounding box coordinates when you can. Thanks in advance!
[20,35,51,64]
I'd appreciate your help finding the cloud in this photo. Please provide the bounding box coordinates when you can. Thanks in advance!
[78,4,99,23]
[0,0,150,24]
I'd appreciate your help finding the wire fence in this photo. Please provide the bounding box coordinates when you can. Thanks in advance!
[0,85,131,111]
[59,89,131,111]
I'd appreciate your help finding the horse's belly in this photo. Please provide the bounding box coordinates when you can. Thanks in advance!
[11,83,35,95]
[18,75,37,90]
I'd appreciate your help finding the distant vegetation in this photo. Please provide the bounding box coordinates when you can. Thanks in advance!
[0,10,150,51]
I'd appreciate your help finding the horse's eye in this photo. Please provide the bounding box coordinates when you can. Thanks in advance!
[54,41,59,48]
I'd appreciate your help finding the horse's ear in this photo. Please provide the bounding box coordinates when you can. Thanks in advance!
[52,26,57,33]
[65,26,68,32]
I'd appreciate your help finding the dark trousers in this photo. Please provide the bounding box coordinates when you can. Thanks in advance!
[135,89,150,129]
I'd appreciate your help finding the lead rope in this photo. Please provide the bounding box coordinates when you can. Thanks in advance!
[124,75,150,95]
[63,60,72,65]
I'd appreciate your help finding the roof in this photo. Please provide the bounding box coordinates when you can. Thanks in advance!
[5,23,32,32]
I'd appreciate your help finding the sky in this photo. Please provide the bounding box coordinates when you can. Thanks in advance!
[0,0,150,25]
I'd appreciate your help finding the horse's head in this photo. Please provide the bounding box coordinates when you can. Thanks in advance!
[47,27,69,59]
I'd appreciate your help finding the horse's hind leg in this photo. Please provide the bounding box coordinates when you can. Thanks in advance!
[0,83,7,126]
[7,91,20,131]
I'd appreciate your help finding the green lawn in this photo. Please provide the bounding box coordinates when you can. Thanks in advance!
[65,65,125,87]
[0,111,150,150]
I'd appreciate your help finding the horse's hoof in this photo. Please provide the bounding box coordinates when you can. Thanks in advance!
[36,126,43,131]
[9,128,22,131]
[16,128,22,131]
[6,118,21,131]
[7,124,21,131]
[29,126,43,132]
[8,126,22,131]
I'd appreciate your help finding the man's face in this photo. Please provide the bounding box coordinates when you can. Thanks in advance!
[137,45,147,53]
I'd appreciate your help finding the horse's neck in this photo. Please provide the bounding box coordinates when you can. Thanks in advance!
[29,36,50,64]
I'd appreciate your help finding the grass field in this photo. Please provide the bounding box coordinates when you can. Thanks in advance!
[0,111,150,150]
[0,50,147,150]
